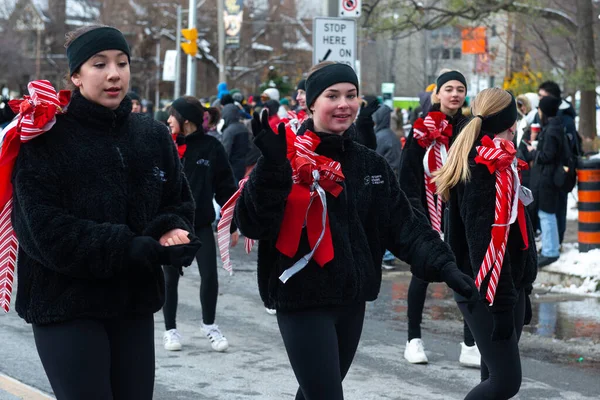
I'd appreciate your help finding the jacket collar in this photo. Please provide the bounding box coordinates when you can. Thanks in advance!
[67,89,132,130]
[297,118,353,159]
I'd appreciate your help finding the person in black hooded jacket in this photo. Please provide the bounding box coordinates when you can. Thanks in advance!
[163,95,239,353]
[221,103,250,183]
[434,88,537,400]
[10,25,199,400]
[398,70,479,366]
[527,95,564,267]
[234,61,477,400]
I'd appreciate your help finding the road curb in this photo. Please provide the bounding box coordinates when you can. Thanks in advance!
[0,373,54,400]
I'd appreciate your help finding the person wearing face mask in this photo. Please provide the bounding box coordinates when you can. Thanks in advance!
[398,70,480,366]
[433,88,537,400]
[163,96,239,353]
[7,25,199,399]
[233,62,477,400]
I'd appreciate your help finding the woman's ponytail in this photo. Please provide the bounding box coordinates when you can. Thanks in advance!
[433,117,482,201]
[432,87,514,201]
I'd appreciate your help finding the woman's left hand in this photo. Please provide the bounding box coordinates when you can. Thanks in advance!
[231,231,240,248]
[160,229,191,246]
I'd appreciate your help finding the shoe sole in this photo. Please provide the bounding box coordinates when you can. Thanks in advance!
[459,360,480,368]
[164,344,182,351]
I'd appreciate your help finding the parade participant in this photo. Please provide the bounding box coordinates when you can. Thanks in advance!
[434,88,537,400]
[282,79,309,133]
[127,90,142,112]
[163,95,239,352]
[398,70,480,366]
[234,61,477,400]
[7,25,199,400]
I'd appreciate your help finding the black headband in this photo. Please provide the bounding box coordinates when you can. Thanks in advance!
[171,97,205,127]
[436,71,467,93]
[67,27,131,76]
[476,93,518,134]
[297,79,306,91]
[306,64,359,109]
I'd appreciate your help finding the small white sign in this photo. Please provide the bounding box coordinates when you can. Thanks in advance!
[162,50,178,82]
[339,0,361,17]
[313,17,357,68]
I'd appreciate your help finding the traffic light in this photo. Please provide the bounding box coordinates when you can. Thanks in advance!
[181,28,198,56]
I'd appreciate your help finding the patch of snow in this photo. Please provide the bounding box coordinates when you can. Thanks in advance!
[543,242,600,279]
[283,29,312,51]
[535,278,600,297]
[567,190,578,221]
[252,43,273,52]
[128,0,146,17]
[66,0,100,20]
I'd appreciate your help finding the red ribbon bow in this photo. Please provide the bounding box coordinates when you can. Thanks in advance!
[0,80,70,312]
[474,136,529,305]
[276,130,344,267]
[412,111,453,233]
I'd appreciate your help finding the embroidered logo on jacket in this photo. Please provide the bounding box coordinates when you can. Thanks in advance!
[197,159,211,167]
[153,166,167,182]
[364,175,384,185]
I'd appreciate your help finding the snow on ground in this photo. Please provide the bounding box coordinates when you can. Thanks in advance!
[566,190,578,221]
[535,242,600,296]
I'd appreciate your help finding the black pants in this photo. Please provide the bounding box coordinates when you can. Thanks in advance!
[557,191,568,244]
[458,289,526,400]
[163,226,218,328]
[277,303,366,400]
[32,314,155,400]
[407,276,475,346]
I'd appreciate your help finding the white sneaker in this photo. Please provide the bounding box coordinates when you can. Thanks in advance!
[163,329,182,351]
[265,307,277,315]
[201,323,229,352]
[404,339,428,364]
[459,342,481,368]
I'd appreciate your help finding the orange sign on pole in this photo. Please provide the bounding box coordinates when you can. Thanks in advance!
[461,27,487,54]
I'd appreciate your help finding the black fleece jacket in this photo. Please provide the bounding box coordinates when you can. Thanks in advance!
[399,105,469,218]
[12,91,195,325]
[182,130,238,229]
[234,119,459,311]
[445,135,538,313]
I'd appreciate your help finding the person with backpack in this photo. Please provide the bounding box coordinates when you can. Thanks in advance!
[537,81,581,246]
[527,95,564,267]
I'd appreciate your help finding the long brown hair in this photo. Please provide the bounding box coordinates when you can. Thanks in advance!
[433,88,513,201]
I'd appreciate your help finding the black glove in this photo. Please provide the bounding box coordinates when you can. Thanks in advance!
[491,310,515,341]
[161,235,202,268]
[128,236,164,267]
[440,264,478,299]
[524,295,532,326]
[251,109,288,165]
[357,99,380,122]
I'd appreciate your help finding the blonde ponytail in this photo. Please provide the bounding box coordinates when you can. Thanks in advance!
[433,87,513,201]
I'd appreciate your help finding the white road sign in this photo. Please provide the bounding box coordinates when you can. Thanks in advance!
[339,0,361,17]
[162,50,177,82]
[313,17,356,68]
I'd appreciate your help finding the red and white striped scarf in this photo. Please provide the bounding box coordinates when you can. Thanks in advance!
[412,111,453,234]
[474,136,529,305]
[0,80,70,312]
[282,109,308,134]
[217,125,344,281]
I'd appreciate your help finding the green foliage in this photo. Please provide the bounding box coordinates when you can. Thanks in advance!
[259,67,294,97]
[566,67,598,92]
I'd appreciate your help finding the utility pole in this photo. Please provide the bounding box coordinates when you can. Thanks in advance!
[217,0,226,83]
[175,5,182,99]
[185,0,197,96]
[35,28,42,78]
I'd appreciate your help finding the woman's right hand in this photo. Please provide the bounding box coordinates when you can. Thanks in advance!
[251,109,288,165]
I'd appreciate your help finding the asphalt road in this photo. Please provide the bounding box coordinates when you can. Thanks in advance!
[1,237,599,399]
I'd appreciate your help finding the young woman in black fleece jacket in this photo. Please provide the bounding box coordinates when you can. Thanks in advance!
[234,62,477,400]
[398,70,479,366]
[11,25,198,400]
[434,88,537,400]
[163,95,239,352]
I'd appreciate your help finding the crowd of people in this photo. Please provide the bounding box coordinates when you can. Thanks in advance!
[0,23,585,400]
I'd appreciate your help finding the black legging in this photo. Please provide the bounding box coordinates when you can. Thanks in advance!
[32,314,155,400]
[458,289,526,400]
[277,303,366,400]
[163,225,218,328]
[407,276,475,346]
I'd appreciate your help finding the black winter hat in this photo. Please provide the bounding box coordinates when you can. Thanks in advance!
[539,95,561,117]
[221,94,234,106]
